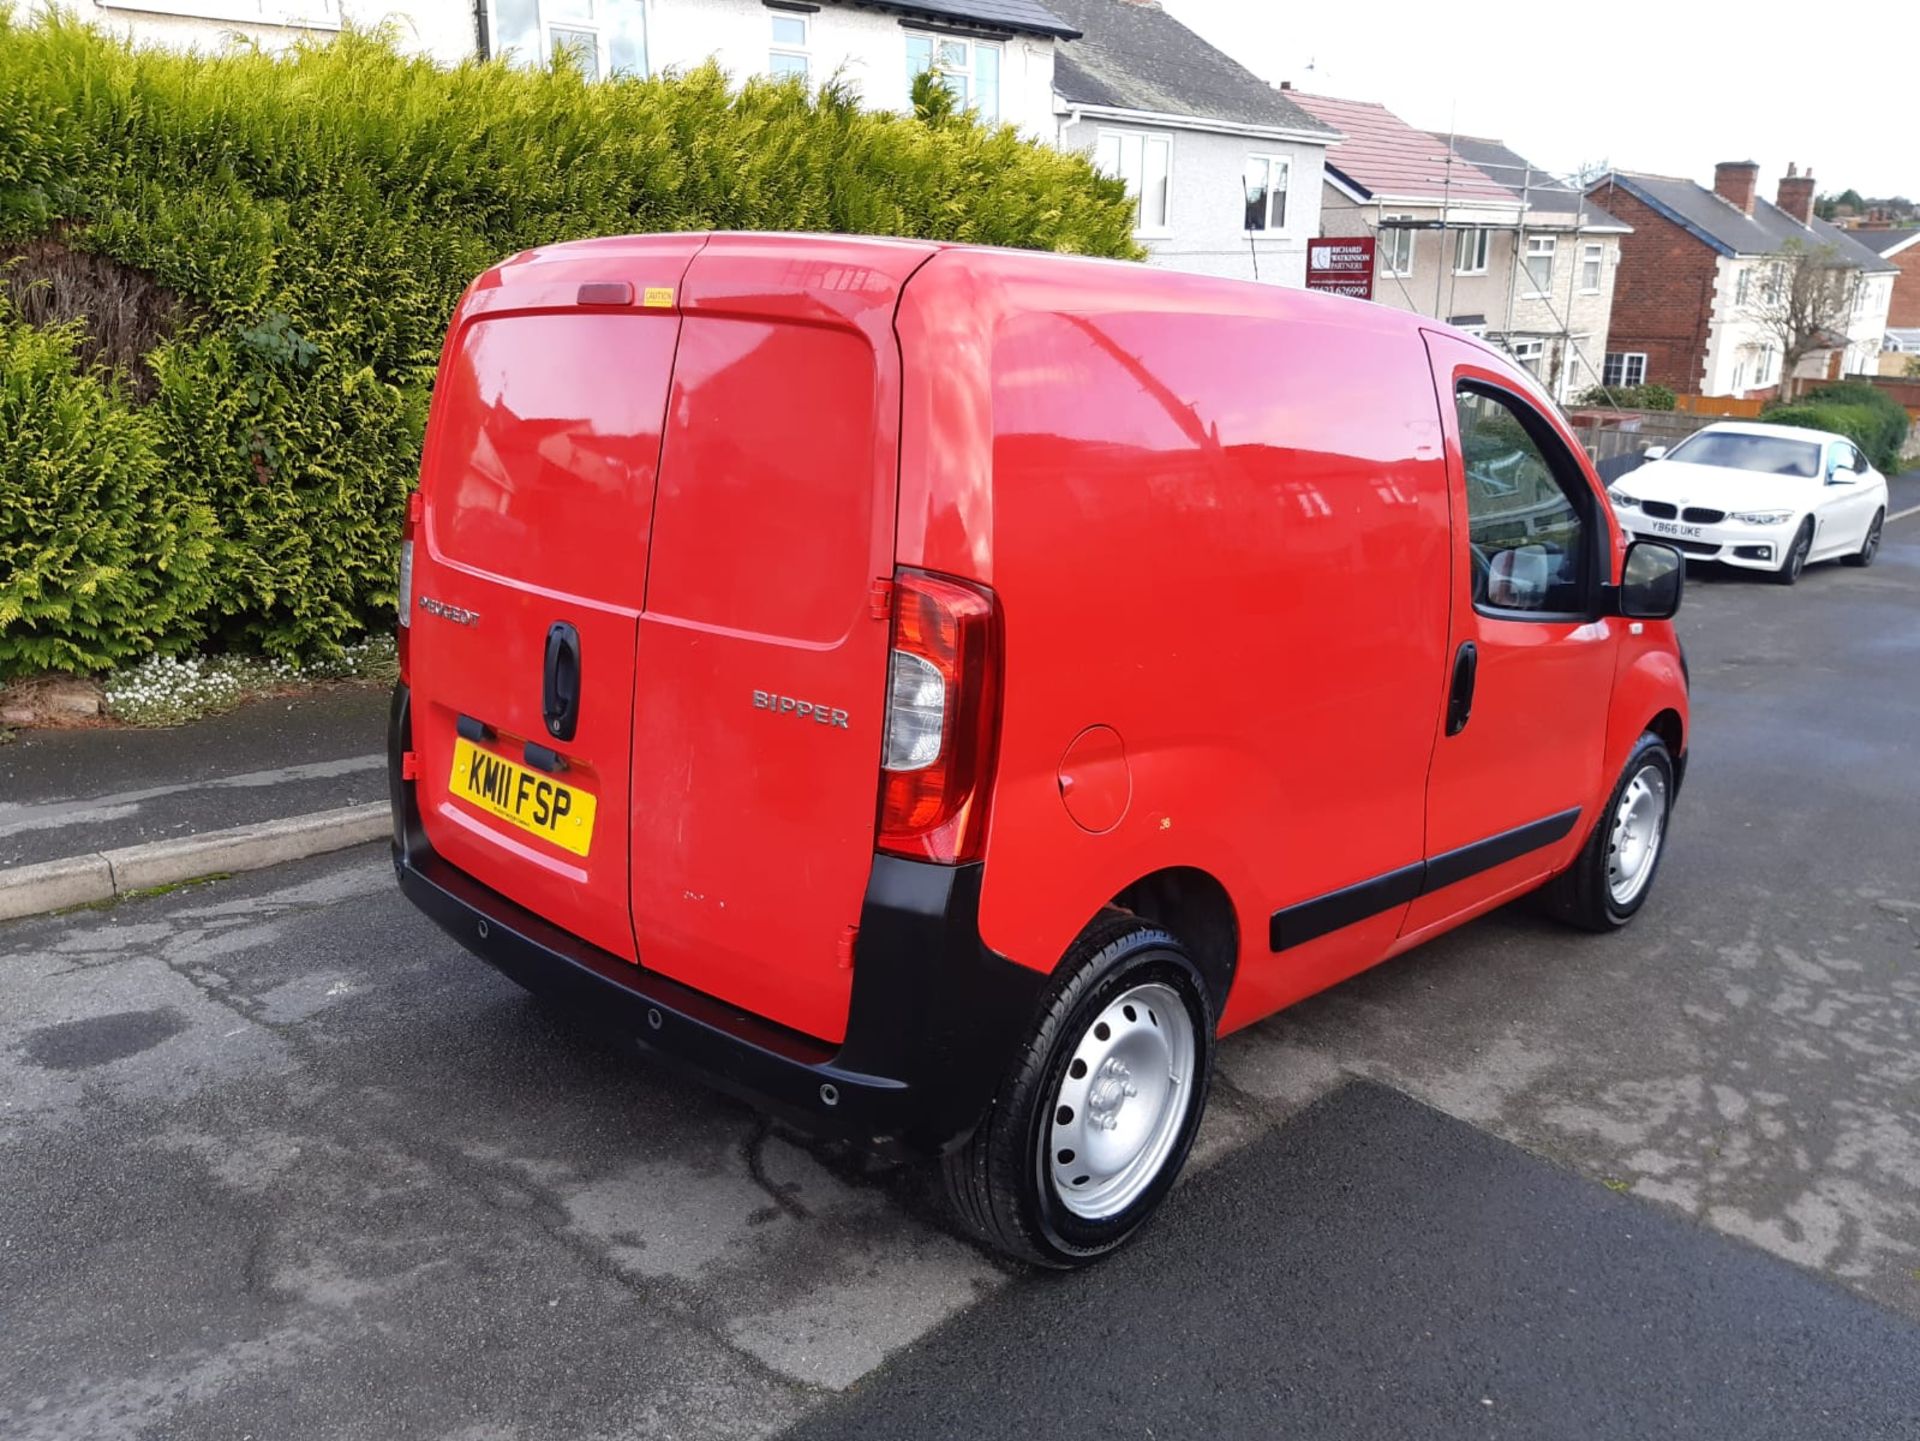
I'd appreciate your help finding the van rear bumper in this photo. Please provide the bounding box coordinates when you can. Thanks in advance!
[388,685,1043,1156]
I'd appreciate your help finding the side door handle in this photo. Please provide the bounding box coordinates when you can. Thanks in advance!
[1445,640,1478,737]
[543,622,581,742]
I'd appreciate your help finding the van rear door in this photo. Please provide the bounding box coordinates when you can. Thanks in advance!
[627,236,936,1044]
[408,238,703,961]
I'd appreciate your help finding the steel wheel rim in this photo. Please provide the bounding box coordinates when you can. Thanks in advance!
[1864,516,1881,560]
[1606,764,1668,907]
[1047,981,1196,1220]
[1789,530,1810,578]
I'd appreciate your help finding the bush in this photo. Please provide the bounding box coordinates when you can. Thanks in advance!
[1575,383,1676,411]
[1778,381,1909,471]
[0,14,1141,677]
[1759,402,1892,468]
[0,302,215,675]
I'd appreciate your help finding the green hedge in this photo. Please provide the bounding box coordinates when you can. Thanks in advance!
[1767,382,1909,472]
[1575,382,1676,412]
[0,301,216,673]
[0,14,1141,677]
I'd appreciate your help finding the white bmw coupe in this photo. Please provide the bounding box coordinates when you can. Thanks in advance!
[1608,421,1888,585]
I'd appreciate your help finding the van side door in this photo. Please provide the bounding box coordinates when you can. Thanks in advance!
[1403,331,1620,940]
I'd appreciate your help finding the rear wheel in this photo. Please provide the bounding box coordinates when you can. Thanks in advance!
[1842,508,1885,568]
[941,916,1214,1268]
[1544,732,1675,932]
[1770,519,1813,585]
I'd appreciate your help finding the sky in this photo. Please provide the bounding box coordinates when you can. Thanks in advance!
[1159,0,1912,200]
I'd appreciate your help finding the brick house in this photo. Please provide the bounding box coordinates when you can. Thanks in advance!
[1288,91,1629,402]
[1587,162,1897,398]
[1853,228,1920,373]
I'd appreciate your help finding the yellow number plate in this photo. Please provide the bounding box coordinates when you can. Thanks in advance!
[450,737,596,857]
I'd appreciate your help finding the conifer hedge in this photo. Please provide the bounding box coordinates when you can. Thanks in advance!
[0,13,1141,676]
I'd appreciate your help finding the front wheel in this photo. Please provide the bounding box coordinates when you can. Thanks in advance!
[1841,508,1885,568]
[1543,732,1676,932]
[1770,519,1814,585]
[941,917,1214,1268]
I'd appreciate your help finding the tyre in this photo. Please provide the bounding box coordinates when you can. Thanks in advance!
[1841,508,1885,568]
[941,915,1214,1268]
[1770,519,1813,585]
[1544,732,1675,932]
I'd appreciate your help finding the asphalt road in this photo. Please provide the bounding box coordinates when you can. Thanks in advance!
[2,513,1917,1438]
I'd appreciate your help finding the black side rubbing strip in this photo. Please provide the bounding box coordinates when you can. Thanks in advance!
[1269,862,1424,952]
[1268,807,1584,952]
[1421,807,1581,893]
[456,713,493,743]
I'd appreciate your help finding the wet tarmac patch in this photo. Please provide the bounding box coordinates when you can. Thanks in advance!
[22,1007,188,1070]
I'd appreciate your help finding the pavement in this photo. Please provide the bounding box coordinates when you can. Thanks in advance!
[0,685,388,871]
[0,507,1917,1438]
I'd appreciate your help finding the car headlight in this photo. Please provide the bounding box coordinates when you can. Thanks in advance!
[1607,488,1640,508]
[1729,509,1793,525]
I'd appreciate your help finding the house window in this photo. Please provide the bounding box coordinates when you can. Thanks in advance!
[1580,244,1602,292]
[1378,216,1415,278]
[1561,349,1583,394]
[1734,267,1751,306]
[907,32,1001,122]
[1454,228,1490,275]
[1602,352,1647,387]
[1509,337,1544,376]
[769,11,808,79]
[1094,130,1172,236]
[490,0,646,78]
[1755,345,1774,385]
[1732,359,1746,391]
[1243,156,1290,232]
[1524,235,1555,294]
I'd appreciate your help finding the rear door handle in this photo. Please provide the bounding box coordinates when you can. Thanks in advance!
[543,622,581,742]
[1445,640,1478,737]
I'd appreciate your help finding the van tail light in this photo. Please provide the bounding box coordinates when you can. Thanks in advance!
[396,491,420,682]
[877,569,1001,864]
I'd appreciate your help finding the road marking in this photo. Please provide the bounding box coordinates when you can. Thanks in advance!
[1888,503,1920,523]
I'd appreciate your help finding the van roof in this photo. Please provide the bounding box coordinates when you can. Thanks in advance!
[488,229,1471,334]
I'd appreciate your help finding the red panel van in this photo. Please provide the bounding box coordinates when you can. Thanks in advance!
[390,233,1689,1266]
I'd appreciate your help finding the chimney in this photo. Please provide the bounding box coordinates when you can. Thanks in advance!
[1279,80,1292,90]
[1776,162,1815,225]
[1713,160,1759,216]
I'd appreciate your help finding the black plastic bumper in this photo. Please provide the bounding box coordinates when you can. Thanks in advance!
[387,684,1044,1155]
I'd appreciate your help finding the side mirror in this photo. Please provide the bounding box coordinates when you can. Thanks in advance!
[1641,445,1667,460]
[1619,540,1684,620]
[1827,459,1855,484]
[1487,545,1550,610]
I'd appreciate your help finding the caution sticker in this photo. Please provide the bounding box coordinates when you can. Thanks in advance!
[642,286,675,308]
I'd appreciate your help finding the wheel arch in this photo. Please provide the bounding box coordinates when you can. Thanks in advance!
[1105,866,1240,1019]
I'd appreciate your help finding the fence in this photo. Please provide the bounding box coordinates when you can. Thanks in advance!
[1567,408,1719,469]
[1673,393,1767,418]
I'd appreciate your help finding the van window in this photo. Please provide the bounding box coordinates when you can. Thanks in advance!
[1455,385,1589,616]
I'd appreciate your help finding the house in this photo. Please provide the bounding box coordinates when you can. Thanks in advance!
[1431,132,1630,402]
[1041,0,1337,285]
[1586,163,1897,398]
[1286,92,1629,402]
[59,0,1079,142]
[1852,228,1920,374]
[1282,94,1628,401]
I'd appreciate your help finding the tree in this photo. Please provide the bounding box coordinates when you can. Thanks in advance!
[1739,240,1862,401]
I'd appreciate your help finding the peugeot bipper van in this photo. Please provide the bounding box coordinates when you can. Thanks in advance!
[390,233,1689,1267]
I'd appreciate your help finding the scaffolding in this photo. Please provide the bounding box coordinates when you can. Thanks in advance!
[1352,134,1617,408]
